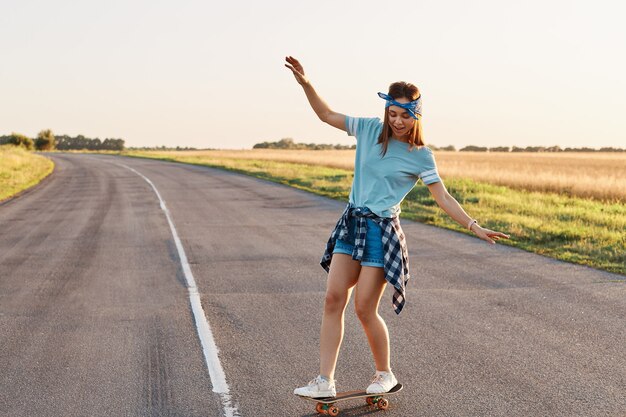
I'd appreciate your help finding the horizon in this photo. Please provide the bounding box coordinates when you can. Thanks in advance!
[2,1,625,150]
[4,131,624,152]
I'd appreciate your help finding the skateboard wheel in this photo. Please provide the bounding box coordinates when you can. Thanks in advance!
[328,405,340,416]
[366,396,374,406]
[315,403,325,414]
[377,398,389,410]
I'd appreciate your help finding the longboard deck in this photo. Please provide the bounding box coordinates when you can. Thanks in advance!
[299,383,403,404]
[298,384,403,415]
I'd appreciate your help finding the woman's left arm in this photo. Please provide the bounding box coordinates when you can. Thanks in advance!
[427,181,510,245]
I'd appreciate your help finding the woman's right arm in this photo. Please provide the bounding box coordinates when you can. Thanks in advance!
[285,56,347,132]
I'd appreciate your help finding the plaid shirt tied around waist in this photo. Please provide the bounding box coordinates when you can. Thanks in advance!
[320,204,410,314]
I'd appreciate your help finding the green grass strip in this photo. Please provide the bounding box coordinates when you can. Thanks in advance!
[124,152,626,276]
[0,145,54,202]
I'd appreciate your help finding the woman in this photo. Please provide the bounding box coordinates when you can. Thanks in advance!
[285,56,509,398]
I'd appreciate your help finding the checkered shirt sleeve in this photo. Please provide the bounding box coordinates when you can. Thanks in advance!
[320,204,411,314]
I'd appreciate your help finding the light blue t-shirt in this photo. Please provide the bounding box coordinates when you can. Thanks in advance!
[345,115,441,218]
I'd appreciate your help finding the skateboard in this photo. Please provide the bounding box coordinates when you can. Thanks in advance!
[297,383,403,416]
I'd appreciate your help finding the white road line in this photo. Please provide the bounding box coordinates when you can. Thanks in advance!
[118,163,240,417]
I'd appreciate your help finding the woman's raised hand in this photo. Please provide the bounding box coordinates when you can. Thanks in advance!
[285,56,309,86]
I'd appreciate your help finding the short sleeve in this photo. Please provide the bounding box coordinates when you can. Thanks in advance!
[345,116,382,139]
[345,115,358,137]
[418,148,442,185]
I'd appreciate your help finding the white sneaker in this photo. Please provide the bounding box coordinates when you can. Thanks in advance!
[294,375,336,398]
[366,370,398,394]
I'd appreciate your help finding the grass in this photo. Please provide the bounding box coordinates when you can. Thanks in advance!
[0,145,54,202]
[124,150,625,275]
[129,149,626,202]
[433,151,626,203]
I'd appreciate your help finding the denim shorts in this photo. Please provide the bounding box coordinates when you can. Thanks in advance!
[332,216,385,268]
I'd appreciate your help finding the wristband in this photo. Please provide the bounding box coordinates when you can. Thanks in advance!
[467,219,478,230]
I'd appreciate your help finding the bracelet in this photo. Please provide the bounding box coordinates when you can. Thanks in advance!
[467,219,478,230]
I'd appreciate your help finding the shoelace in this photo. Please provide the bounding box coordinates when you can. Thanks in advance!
[371,374,385,384]
[309,376,326,386]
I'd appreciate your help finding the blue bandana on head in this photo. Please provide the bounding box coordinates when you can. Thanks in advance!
[377,92,422,119]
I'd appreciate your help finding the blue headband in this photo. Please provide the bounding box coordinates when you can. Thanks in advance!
[377,92,422,119]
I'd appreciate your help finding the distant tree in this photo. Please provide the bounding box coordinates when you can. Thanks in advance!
[128,145,200,151]
[524,146,547,152]
[77,135,89,149]
[102,138,125,151]
[439,145,456,151]
[88,138,102,150]
[35,129,56,151]
[7,133,34,150]
[545,146,562,152]
[253,138,354,150]
[276,138,295,148]
[460,145,488,152]
[565,147,596,152]
[511,146,525,152]
[489,146,510,152]
[53,134,124,151]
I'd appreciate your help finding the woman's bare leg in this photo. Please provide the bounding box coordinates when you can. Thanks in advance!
[320,254,360,380]
[353,266,390,372]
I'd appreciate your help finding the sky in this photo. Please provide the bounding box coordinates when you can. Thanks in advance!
[1,0,625,149]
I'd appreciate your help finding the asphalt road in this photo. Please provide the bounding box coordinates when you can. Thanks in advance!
[0,153,624,417]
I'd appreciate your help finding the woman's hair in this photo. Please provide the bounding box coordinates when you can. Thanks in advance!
[377,81,424,157]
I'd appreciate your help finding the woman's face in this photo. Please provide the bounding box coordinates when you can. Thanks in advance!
[387,97,415,140]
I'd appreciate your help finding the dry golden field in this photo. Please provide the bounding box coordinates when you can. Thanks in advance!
[144,149,626,202]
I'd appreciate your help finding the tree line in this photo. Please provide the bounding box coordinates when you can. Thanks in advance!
[447,145,625,152]
[0,130,125,151]
[127,145,201,151]
[253,139,624,152]
[253,138,356,150]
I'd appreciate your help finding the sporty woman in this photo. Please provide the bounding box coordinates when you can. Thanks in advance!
[285,56,509,398]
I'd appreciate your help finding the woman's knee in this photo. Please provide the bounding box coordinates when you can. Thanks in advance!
[354,301,378,323]
[324,290,349,314]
